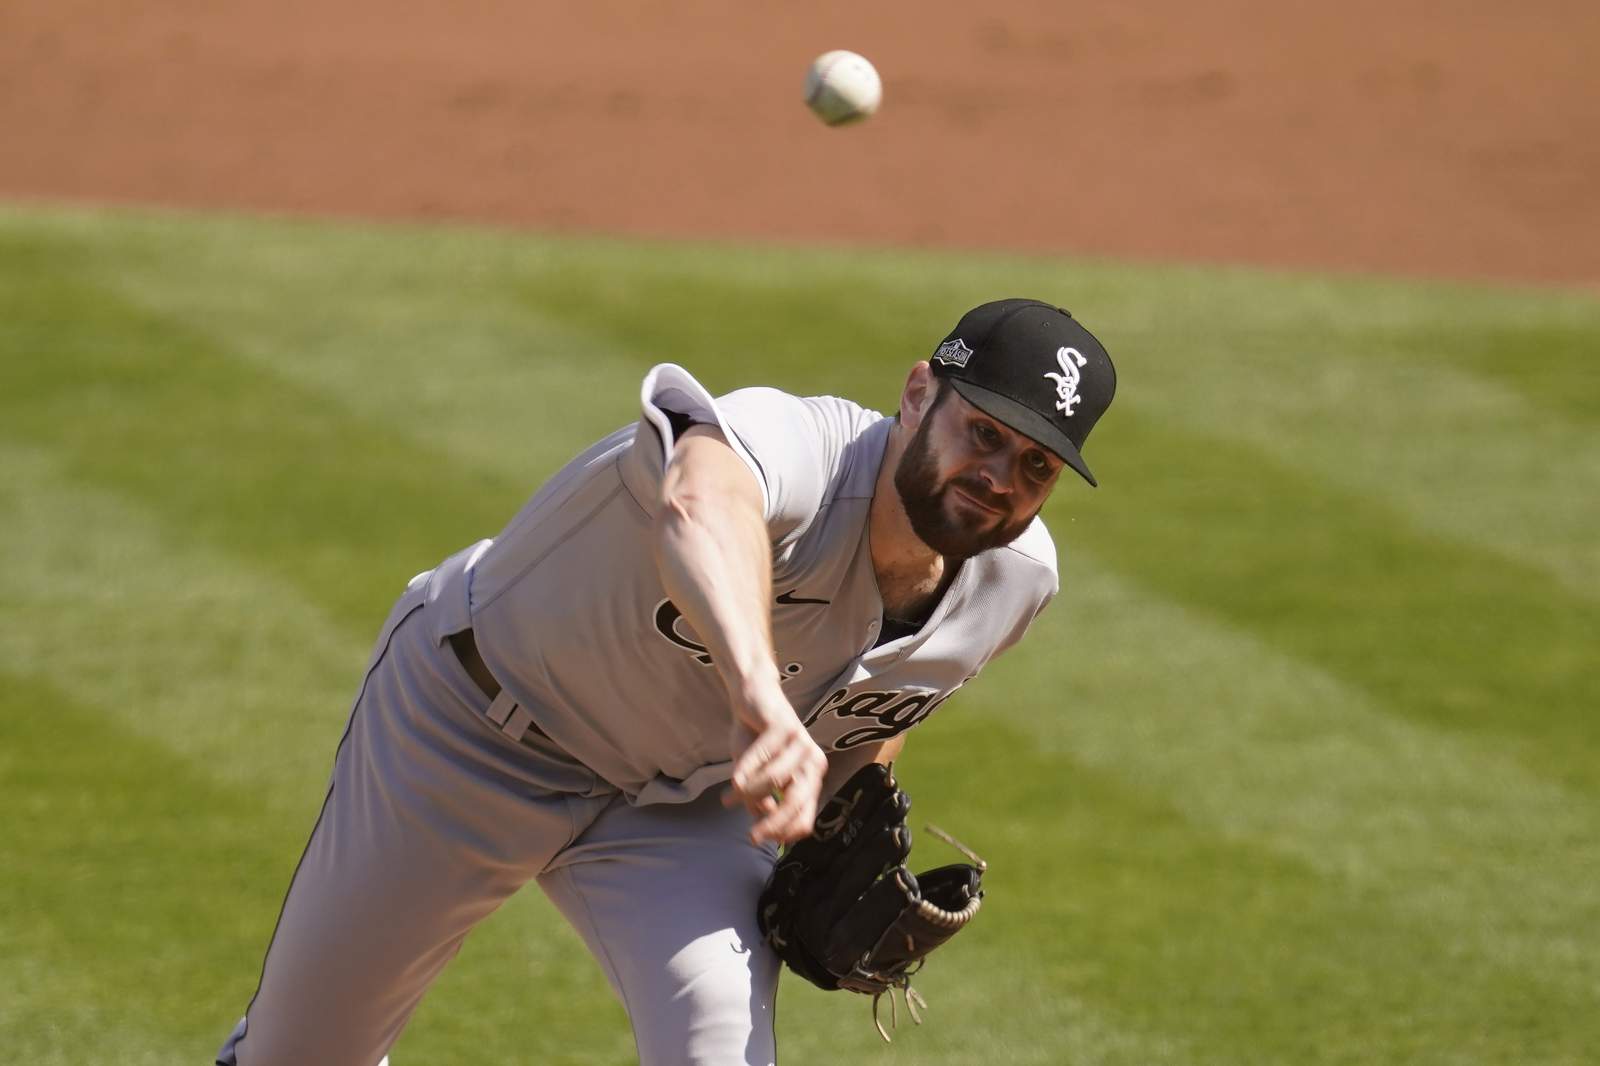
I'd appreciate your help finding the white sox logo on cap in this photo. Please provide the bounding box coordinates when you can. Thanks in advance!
[1043,346,1088,417]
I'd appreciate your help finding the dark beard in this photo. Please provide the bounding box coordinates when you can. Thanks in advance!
[893,415,1037,560]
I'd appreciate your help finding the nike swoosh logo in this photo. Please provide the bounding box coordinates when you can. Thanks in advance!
[776,590,831,606]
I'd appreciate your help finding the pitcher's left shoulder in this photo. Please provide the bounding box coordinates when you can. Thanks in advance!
[999,517,1058,580]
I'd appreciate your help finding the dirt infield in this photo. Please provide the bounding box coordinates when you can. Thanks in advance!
[2,1,1596,284]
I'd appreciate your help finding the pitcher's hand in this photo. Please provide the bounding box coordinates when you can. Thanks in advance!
[725,681,828,846]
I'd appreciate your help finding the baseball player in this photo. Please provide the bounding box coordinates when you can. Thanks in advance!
[215,298,1116,1065]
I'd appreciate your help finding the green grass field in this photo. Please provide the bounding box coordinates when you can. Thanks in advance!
[2,202,1596,1065]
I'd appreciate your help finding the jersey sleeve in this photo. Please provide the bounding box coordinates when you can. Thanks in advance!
[713,386,835,539]
[619,364,831,541]
[987,520,1062,659]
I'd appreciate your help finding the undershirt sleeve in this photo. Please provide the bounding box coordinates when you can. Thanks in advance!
[662,408,705,440]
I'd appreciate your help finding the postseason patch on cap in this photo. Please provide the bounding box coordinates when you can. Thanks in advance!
[932,338,974,369]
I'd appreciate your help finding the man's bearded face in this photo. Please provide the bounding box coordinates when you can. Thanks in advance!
[893,388,1052,559]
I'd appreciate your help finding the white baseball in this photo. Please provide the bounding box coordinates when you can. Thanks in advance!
[804,50,882,126]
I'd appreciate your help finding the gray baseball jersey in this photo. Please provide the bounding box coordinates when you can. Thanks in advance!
[468,364,1059,804]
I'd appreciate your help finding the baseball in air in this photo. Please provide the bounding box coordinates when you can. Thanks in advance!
[804,50,882,126]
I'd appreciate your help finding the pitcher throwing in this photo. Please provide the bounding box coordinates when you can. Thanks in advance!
[216,298,1117,1065]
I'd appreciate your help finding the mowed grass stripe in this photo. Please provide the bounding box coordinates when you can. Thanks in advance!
[0,673,310,1064]
[0,443,366,799]
[0,226,519,631]
[1071,407,1598,793]
[9,205,1595,599]
[1102,284,1600,599]
[1090,261,1600,425]
[1368,287,1600,426]
[92,213,654,484]
[976,555,1598,995]
[887,713,1597,1065]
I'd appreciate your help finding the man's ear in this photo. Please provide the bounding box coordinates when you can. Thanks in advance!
[899,362,939,430]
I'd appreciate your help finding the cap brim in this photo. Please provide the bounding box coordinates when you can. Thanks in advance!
[946,379,1098,487]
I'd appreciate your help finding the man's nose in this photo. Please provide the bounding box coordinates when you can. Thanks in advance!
[978,453,1015,494]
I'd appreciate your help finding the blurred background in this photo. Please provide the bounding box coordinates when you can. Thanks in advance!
[1,2,1596,1064]
[5,0,1599,281]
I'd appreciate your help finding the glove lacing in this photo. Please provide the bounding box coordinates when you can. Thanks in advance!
[863,825,986,1044]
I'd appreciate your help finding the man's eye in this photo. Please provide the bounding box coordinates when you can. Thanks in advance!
[1025,454,1052,479]
[974,423,1000,447]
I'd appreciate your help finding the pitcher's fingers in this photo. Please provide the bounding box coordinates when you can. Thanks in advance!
[729,731,780,793]
[751,766,823,844]
[732,735,811,799]
[752,788,820,845]
[730,740,771,790]
[731,720,817,793]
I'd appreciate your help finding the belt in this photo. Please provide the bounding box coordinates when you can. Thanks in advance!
[448,628,545,744]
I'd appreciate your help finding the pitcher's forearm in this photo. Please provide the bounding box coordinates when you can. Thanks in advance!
[653,426,826,844]
[653,428,780,701]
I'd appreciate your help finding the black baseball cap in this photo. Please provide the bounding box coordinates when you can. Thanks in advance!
[928,298,1117,487]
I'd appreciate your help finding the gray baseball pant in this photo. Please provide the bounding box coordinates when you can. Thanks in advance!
[216,547,781,1066]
